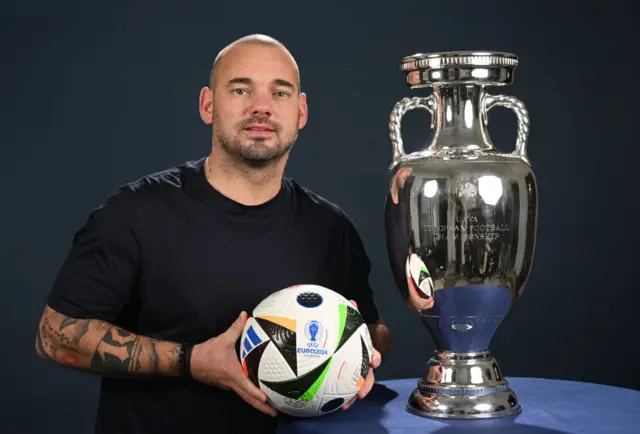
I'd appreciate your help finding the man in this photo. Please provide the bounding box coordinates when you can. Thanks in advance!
[35,34,390,434]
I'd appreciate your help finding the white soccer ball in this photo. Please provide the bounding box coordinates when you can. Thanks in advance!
[239,284,374,417]
[406,253,434,298]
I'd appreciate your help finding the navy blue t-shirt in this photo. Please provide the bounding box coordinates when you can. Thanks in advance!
[46,157,380,434]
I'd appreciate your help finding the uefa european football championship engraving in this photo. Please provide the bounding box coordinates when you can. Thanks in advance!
[384,51,538,419]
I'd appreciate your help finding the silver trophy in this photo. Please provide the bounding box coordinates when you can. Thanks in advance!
[384,51,538,419]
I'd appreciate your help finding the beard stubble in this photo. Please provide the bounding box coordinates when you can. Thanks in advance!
[213,110,299,169]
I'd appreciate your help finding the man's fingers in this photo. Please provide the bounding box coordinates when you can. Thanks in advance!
[235,373,268,403]
[341,395,357,411]
[349,299,359,310]
[231,370,277,416]
[370,348,382,369]
[227,361,267,402]
[356,370,375,399]
[236,387,277,417]
[222,311,248,344]
[343,368,377,410]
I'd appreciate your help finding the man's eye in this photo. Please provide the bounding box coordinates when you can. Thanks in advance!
[275,91,289,98]
[233,89,247,95]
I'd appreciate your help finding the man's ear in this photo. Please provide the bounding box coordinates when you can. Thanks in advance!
[199,87,213,125]
[298,92,308,130]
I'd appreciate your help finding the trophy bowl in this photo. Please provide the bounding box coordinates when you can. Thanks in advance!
[384,51,538,419]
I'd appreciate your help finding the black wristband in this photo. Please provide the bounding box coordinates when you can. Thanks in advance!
[178,343,194,379]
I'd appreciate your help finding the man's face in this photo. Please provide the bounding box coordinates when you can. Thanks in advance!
[208,44,307,167]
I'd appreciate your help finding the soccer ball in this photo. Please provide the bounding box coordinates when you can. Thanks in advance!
[406,253,434,298]
[239,284,374,417]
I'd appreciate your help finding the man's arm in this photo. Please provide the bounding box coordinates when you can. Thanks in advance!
[35,305,180,378]
[35,306,279,416]
[35,187,176,378]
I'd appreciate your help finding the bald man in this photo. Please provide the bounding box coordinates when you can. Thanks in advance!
[35,34,390,434]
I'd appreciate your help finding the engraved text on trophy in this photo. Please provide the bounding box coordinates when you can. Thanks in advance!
[423,216,510,242]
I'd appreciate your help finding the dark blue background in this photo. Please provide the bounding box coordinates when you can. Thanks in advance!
[2,0,638,432]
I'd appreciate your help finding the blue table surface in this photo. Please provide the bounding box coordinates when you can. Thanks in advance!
[276,377,640,434]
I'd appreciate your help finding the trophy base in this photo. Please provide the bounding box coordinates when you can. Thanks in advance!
[406,350,521,420]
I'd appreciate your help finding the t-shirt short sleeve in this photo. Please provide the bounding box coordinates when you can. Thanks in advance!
[46,186,140,323]
[340,216,381,325]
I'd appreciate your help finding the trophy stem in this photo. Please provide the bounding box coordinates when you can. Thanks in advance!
[406,350,521,419]
[427,85,495,153]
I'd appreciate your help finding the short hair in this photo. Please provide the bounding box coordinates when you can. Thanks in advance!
[209,33,300,90]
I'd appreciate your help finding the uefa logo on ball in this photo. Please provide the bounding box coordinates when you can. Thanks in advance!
[304,320,324,348]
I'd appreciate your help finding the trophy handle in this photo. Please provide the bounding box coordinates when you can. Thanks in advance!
[484,94,530,163]
[389,96,436,168]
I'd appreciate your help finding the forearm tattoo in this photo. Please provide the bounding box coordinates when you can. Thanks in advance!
[36,306,180,378]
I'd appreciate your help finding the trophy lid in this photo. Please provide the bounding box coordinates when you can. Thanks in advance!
[400,51,518,88]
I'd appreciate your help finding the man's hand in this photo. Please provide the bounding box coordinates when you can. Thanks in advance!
[190,311,277,417]
[341,300,383,411]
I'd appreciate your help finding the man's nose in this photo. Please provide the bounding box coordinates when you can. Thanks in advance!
[248,93,273,116]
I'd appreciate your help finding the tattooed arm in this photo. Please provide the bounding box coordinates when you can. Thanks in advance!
[35,305,180,378]
[36,305,279,415]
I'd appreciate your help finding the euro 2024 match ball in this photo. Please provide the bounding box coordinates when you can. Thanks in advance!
[239,284,374,417]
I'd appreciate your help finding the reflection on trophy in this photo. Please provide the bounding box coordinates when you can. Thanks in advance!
[384,51,538,419]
